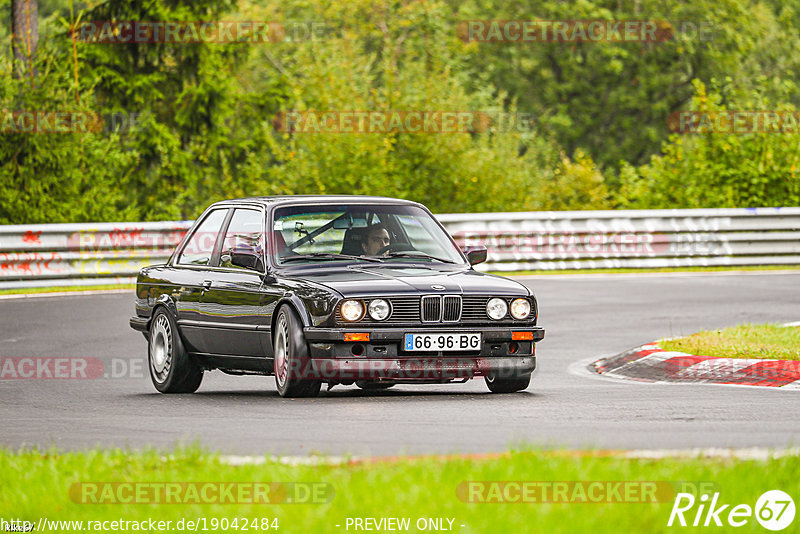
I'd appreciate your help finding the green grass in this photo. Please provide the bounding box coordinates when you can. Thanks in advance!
[660,323,800,361]
[1,447,797,533]
[0,284,134,296]
[488,265,800,276]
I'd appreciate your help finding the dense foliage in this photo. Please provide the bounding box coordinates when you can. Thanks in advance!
[1,0,798,223]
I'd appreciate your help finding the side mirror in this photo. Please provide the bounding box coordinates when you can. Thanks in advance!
[462,245,487,266]
[231,250,265,272]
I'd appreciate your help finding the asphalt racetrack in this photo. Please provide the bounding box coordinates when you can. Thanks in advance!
[1,272,798,455]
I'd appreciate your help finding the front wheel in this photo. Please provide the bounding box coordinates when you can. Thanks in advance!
[273,306,321,398]
[484,373,531,393]
[148,308,203,393]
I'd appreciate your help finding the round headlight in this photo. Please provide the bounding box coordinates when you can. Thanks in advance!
[486,297,508,320]
[368,299,391,321]
[510,298,531,320]
[340,299,365,322]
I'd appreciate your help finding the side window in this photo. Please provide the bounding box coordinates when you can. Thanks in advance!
[220,209,265,269]
[176,209,228,266]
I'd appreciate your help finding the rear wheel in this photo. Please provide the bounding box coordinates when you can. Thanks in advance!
[148,308,203,393]
[485,373,531,393]
[273,305,321,398]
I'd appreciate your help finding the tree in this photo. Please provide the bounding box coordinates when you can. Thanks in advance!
[10,0,38,80]
[453,0,800,173]
[616,81,800,209]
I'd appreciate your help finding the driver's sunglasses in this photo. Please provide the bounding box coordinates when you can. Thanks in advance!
[370,236,391,244]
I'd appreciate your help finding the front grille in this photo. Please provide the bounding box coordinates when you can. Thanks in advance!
[461,296,491,321]
[387,297,420,322]
[420,295,461,322]
[421,295,442,322]
[442,295,462,322]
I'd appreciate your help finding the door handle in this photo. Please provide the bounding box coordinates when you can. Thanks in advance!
[201,280,212,290]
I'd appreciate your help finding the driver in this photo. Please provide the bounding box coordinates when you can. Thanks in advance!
[361,223,391,256]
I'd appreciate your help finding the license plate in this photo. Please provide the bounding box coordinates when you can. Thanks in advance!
[403,333,481,352]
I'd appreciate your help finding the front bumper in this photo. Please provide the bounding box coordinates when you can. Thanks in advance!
[302,325,543,381]
[307,355,536,381]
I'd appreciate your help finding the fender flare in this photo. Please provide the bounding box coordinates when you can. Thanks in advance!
[271,294,311,340]
[151,294,180,324]
[142,294,181,337]
[149,295,192,362]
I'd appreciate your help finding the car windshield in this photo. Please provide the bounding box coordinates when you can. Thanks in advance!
[271,204,466,266]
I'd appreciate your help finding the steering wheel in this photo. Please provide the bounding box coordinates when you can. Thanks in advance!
[376,243,415,256]
[376,244,397,256]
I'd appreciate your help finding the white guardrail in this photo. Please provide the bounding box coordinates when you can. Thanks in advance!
[0,207,798,289]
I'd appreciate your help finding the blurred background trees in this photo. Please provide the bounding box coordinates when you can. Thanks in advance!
[1,0,799,223]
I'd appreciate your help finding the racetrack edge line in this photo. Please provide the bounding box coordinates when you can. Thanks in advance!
[567,355,800,392]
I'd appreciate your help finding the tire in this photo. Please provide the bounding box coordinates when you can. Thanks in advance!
[355,381,395,390]
[273,305,321,398]
[484,373,531,393]
[148,308,203,393]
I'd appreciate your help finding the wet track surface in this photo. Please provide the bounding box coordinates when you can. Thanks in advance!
[1,272,799,455]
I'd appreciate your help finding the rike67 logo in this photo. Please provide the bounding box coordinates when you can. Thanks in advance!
[668,490,795,530]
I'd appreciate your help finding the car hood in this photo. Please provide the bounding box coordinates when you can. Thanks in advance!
[291,264,530,298]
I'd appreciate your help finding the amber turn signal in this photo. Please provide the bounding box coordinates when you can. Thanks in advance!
[511,331,533,341]
[344,333,370,342]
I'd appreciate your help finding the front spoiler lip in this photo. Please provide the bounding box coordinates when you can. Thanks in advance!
[130,316,149,332]
[307,356,536,381]
[304,325,545,343]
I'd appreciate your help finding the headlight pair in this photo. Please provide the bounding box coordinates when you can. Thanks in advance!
[487,297,531,320]
[340,299,391,322]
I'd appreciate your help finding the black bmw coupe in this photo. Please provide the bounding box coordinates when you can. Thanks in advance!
[130,196,544,397]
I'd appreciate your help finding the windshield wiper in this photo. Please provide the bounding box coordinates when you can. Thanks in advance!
[280,253,384,263]
[383,251,457,264]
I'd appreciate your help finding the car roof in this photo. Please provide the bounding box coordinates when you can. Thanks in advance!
[209,195,423,208]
